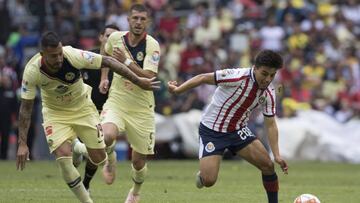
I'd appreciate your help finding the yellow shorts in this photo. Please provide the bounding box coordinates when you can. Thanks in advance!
[100,107,155,155]
[43,108,105,153]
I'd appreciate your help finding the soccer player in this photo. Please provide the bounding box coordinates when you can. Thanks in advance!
[72,24,120,191]
[167,50,288,203]
[16,31,160,203]
[100,4,160,203]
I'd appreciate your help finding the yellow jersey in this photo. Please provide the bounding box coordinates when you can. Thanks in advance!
[104,31,160,112]
[21,46,103,119]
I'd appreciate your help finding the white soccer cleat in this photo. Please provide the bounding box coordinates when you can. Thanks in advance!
[124,189,140,203]
[102,160,116,185]
[195,171,204,189]
[72,139,83,168]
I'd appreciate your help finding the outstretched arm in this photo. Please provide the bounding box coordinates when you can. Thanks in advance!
[113,48,157,79]
[264,116,288,174]
[16,99,34,170]
[101,56,160,91]
[168,72,215,95]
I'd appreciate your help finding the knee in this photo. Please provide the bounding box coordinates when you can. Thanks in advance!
[54,145,72,157]
[201,174,217,187]
[103,131,116,146]
[101,124,118,146]
[260,160,275,174]
[132,159,146,170]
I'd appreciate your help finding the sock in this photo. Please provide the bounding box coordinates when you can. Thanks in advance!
[73,139,89,159]
[106,141,117,164]
[262,173,279,203]
[83,161,98,190]
[56,157,92,203]
[195,171,204,189]
[131,164,147,195]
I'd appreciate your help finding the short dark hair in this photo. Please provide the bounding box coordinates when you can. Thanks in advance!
[129,4,148,15]
[100,24,120,35]
[254,50,283,70]
[41,31,61,49]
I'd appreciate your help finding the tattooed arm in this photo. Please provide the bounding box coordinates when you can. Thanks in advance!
[16,99,34,170]
[101,56,160,91]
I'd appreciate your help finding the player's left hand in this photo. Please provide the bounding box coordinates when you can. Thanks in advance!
[275,156,288,174]
[138,77,161,90]
[16,143,30,171]
[113,48,126,63]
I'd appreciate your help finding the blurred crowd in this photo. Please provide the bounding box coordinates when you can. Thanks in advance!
[1,0,360,159]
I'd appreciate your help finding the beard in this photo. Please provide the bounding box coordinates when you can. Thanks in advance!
[132,27,144,36]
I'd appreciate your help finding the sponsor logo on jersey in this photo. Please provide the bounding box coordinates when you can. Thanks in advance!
[55,85,69,94]
[205,142,215,153]
[81,51,95,64]
[65,72,75,81]
[136,51,144,61]
[221,69,235,77]
[151,51,160,62]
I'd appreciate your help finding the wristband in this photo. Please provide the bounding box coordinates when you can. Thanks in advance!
[124,58,132,66]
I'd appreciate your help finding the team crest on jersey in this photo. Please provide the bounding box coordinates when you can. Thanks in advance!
[65,72,75,81]
[81,51,95,64]
[136,51,144,61]
[258,96,266,104]
[205,142,215,153]
[55,85,69,94]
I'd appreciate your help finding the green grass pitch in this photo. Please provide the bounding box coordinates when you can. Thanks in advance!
[0,160,359,203]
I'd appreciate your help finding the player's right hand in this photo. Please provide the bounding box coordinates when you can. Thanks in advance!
[16,143,29,171]
[99,79,110,94]
[275,156,288,175]
[138,77,161,90]
[167,81,178,94]
[113,48,126,63]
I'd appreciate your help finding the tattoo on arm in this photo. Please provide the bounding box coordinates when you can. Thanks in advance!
[18,99,34,144]
[102,56,140,85]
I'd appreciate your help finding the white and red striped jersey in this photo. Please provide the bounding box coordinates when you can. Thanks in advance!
[201,67,276,133]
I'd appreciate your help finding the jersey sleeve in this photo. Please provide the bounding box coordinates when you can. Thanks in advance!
[63,46,102,70]
[104,32,117,56]
[143,36,160,73]
[215,68,245,86]
[262,86,276,117]
[21,63,38,100]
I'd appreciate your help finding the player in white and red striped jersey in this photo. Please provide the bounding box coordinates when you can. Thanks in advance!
[168,50,288,203]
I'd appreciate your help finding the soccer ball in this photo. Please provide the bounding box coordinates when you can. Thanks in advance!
[294,194,321,203]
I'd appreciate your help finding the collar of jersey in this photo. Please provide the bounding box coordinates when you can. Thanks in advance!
[249,67,256,83]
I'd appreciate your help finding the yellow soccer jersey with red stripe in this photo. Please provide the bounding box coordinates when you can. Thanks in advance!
[104,31,160,112]
[21,46,103,118]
